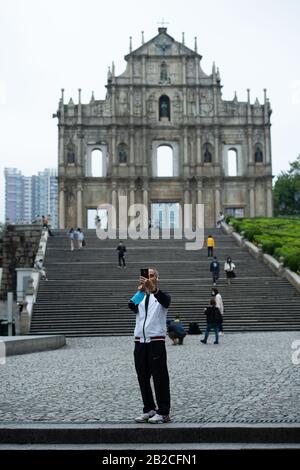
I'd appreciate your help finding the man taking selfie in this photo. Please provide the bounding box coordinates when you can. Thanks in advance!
[128,267,171,424]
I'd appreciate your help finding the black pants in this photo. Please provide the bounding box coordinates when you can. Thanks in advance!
[43,224,54,236]
[208,247,213,257]
[118,253,126,266]
[134,341,170,416]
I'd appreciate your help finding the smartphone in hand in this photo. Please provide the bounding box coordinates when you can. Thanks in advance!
[140,268,149,279]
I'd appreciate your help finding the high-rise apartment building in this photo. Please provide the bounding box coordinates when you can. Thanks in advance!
[4,168,58,228]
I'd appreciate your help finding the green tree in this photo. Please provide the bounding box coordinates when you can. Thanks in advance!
[274,155,300,215]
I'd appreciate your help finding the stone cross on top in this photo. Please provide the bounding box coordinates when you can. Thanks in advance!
[156,19,171,54]
[157,18,169,28]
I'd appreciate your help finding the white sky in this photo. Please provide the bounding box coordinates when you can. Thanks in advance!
[0,0,300,222]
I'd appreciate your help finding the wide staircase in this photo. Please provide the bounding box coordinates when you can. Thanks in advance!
[30,228,300,336]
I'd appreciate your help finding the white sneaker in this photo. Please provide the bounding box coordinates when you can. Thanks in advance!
[134,410,156,423]
[148,413,171,424]
[219,332,224,336]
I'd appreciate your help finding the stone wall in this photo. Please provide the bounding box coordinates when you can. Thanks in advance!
[0,224,42,300]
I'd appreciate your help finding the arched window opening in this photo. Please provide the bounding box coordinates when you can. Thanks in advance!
[254,145,263,163]
[228,149,238,176]
[159,95,170,121]
[87,208,108,229]
[157,145,173,176]
[91,149,103,177]
[203,143,212,163]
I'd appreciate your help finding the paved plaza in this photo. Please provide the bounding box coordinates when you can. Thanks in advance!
[1,332,300,425]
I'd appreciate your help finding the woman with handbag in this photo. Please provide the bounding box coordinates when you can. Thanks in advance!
[224,256,236,285]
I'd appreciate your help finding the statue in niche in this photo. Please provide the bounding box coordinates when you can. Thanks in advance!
[67,146,75,164]
[118,146,128,164]
[147,94,155,113]
[160,101,168,117]
[188,89,196,116]
[255,146,263,163]
[119,92,128,115]
[159,96,170,120]
[160,62,169,83]
[173,93,182,116]
[200,92,213,116]
[203,145,212,163]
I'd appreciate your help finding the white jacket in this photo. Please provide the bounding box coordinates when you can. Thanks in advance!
[133,291,170,342]
[215,293,224,315]
[224,262,235,272]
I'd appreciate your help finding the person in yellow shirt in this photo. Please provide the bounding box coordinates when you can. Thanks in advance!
[207,234,215,257]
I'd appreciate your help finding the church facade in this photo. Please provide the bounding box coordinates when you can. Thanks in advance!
[55,27,273,229]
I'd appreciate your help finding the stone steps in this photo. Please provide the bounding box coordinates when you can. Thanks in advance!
[30,229,300,336]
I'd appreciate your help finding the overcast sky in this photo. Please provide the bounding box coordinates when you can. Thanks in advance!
[0,0,299,222]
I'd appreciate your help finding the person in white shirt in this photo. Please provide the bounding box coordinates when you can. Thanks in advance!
[34,259,48,280]
[224,257,236,285]
[77,228,85,249]
[217,211,225,229]
[128,267,171,424]
[211,287,224,334]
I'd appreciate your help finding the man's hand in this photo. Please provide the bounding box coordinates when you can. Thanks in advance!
[139,276,156,293]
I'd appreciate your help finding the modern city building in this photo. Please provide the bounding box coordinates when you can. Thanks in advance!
[4,168,58,227]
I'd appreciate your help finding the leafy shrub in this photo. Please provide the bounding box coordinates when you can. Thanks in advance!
[229,217,300,274]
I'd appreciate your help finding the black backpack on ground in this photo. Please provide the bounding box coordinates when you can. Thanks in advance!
[188,322,202,335]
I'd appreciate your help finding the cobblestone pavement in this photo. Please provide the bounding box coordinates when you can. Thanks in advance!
[0,332,300,424]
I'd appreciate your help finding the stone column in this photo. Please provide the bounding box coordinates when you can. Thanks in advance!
[142,128,147,175]
[129,128,135,176]
[76,132,84,176]
[247,127,253,165]
[197,179,203,204]
[111,85,116,119]
[143,182,148,211]
[59,183,65,229]
[129,87,134,121]
[215,184,221,222]
[267,180,273,216]
[86,148,92,177]
[195,57,199,85]
[58,126,64,166]
[77,88,82,125]
[111,127,117,166]
[111,180,118,229]
[190,140,195,166]
[183,180,191,232]
[196,128,202,165]
[265,126,271,164]
[77,182,83,228]
[214,128,220,165]
[249,182,255,217]
[182,57,187,117]
[184,180,190,205]
[142,57,146,117]
[183,128,189,177]
[129,181,135,208]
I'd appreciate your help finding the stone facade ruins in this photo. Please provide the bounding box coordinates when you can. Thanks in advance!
[55,27,273,229]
